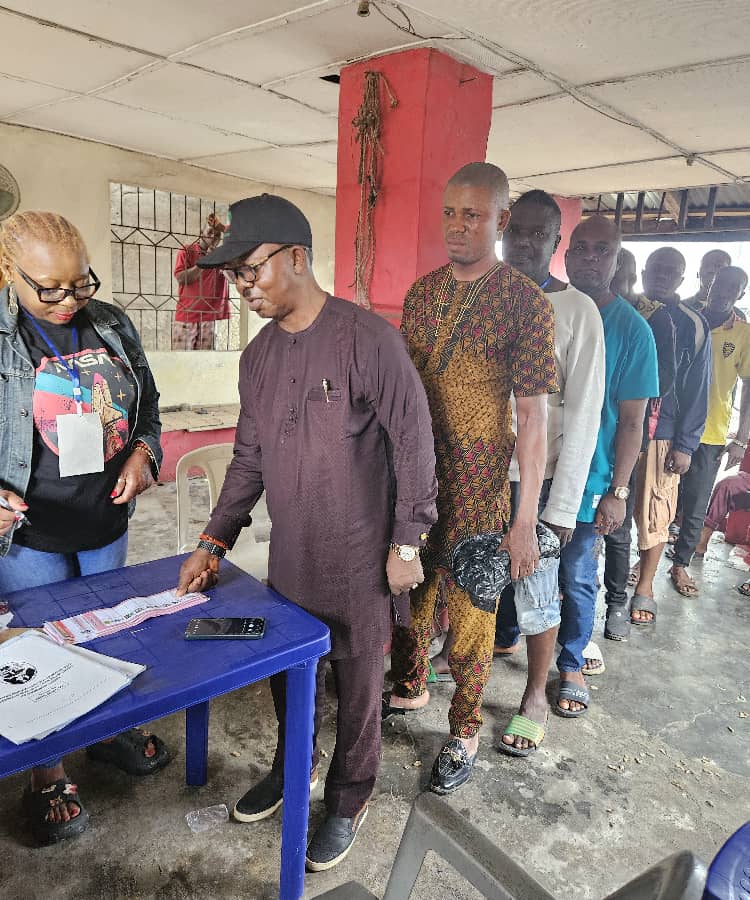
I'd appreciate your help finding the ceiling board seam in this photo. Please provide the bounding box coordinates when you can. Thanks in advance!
[167,0,351,60]
[509,153,738,184]
[7,92,284,151]
[0,5,161,60]
[584,53,750,88]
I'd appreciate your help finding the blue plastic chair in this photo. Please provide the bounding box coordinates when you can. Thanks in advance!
[704,822,750,899]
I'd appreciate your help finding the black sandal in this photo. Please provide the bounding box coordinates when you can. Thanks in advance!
[22,779,89,846]
[87,728,170,776]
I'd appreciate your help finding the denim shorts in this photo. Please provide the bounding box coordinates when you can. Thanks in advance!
[511,555,561,636]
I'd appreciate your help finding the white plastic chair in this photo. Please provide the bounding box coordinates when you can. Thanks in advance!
[175,443,270,580]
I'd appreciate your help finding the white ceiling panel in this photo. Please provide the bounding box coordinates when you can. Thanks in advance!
[513,156,723,198]
[587,61,750,154]
[406,0,750,83]
[283,142,338,163]
[189,147,337,191]
[9,96,267,160]
[493,71,558,108]
[0,74,73,118]
[0,9,152,93]
[487,95,667,179]
[181,5,444,86]
[271,77,341,115]
[701,151,750,178]
[98,63,338,145]
[0,1,309,56]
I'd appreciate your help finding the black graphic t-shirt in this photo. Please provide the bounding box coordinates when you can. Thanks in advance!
[15,310,137,553]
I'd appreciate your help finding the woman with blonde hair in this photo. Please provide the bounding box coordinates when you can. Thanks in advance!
[0,210,169,845]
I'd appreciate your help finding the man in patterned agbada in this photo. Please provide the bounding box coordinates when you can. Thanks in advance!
[385,162,558,793]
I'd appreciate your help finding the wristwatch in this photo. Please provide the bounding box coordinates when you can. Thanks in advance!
[610,485,630,500]
[197,539,226,558]
[390,542,419,562]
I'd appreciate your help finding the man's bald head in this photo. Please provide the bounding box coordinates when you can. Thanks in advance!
[643,246,685,304]
[447,162,510,211]
[565,215,622,302]
[571,214,622,247]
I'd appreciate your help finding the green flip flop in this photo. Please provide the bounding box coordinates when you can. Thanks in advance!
[499,714,547,757]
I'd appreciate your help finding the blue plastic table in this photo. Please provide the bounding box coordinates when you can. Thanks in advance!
[0,555,331,900]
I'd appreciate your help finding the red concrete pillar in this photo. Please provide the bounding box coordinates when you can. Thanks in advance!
[550,196,583,282]
[335,48,493,324]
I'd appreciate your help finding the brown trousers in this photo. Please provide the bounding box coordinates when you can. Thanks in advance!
[270,649,383,818]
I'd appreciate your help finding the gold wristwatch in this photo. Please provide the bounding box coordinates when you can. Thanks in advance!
[610,485,630,500]
[390,542,419,562]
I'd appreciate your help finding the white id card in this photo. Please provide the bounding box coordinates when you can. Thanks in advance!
[56,412,105,477]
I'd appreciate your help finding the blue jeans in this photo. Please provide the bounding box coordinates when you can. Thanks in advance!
[557,521,600,673]
[494,479,556,647]
[0,531,128,594]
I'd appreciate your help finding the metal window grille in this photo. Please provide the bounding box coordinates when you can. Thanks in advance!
[110,183,242,351]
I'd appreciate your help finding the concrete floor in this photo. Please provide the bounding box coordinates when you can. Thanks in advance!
[2,479,749,900]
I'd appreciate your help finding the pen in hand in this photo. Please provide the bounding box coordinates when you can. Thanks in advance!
[0,495,31,528]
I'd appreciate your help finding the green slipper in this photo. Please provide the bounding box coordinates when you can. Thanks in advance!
[499,714,546,758]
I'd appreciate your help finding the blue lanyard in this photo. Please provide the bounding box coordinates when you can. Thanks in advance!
[22,311,82,414]
[540,275,552,290]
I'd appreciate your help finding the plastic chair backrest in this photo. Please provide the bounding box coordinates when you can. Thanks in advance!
[175,443,234,553]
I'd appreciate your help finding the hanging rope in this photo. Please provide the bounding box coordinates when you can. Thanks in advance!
[351,70,397,307]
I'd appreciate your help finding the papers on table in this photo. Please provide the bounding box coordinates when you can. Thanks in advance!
[0,631,145,744]
[43,589,208,644]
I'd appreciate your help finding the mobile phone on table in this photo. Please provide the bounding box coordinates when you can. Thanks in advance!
[184,617,266,640]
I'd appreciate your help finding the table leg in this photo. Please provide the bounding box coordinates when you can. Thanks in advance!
[279,659,317,900]
[185,700,210,786]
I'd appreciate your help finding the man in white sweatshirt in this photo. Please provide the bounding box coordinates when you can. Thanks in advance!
[496,190,605,754]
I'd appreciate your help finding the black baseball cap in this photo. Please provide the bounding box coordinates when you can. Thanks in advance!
[198,193,313,268]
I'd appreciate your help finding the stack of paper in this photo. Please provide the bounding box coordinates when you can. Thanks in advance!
[0,631,145,744]
[43,589,208,644]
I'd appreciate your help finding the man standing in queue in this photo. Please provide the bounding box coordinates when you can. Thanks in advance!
[386,163,558,790]
[176,194,438,871]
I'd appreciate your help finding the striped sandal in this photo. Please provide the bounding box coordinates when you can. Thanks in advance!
[499,714,547,757]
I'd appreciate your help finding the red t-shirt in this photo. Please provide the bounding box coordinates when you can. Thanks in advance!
[174,242,230,323]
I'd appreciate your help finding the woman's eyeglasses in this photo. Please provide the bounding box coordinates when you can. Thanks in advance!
[16,266,101,304]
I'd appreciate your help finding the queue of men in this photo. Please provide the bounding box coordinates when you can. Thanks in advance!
[174,167,747,872]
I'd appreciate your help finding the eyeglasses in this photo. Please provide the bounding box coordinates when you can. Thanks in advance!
[222,245,293,284]
[17,266,101,303]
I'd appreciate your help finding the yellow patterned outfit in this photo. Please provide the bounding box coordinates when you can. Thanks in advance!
[391,262,557,737]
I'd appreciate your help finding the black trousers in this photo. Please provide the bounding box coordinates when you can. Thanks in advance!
[603,474,637,608]
[270,649,383,818]
[672,443,724,567]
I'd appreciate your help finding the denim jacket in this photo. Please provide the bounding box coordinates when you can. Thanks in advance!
[0,289,163,557]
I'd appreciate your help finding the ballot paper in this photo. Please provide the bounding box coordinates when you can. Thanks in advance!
[43,589,209,644]
[0,631,145,744]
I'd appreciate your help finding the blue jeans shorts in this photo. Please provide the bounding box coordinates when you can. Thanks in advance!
[511,554,561,635]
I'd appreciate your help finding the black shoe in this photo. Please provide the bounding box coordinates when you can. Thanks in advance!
[233,767,319,823]
[604,605,630,641]
[430,739,476,795]
[305,806,368,872]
